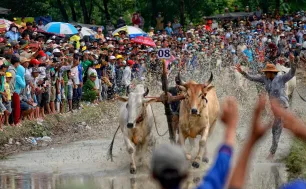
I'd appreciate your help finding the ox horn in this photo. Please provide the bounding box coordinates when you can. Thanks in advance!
[203,72,213,88]
[143,87,149,97]
[177,72,186,86]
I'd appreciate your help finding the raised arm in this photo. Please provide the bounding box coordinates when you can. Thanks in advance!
[236,64,265,84]
[281,64,296,83]
[271,99,306,141]
[197,97,238,189]
[228,95,271,189]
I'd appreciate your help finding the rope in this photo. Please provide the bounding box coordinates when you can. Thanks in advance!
[296,87,306,102]
[151,106,168,137]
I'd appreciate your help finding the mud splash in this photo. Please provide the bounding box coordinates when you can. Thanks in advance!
[0,68,305,189]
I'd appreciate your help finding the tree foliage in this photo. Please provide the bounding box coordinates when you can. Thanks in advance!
[1,0,305,27]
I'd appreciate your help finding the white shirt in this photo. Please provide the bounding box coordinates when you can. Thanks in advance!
[71,66,80,85]
[122,66,131,86]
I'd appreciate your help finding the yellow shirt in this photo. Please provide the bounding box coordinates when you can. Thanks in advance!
[95,34,105,40]
[4,83,11,101]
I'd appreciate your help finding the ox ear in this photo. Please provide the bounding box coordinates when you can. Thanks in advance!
[116,96,128,102]
[203,86,215,94]
[178,85,187,91]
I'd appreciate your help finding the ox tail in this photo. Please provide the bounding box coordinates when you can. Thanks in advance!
[296,88,306,102]
[107,125,121,162]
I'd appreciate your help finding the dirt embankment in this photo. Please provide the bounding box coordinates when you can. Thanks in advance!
[0,101,121,158]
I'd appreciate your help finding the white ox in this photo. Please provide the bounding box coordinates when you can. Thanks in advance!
[177,73,220,168]
[117,84,156,174]
[276,63,296,101]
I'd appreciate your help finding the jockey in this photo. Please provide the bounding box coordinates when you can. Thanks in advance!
[236,54,297,159]
[168,76,181,138]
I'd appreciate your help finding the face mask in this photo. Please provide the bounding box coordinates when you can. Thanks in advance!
[11,27,17,32]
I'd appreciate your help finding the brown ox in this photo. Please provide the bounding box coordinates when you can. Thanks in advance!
[177,73,220,168]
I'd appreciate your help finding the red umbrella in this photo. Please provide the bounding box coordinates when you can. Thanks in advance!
[131,36,156,47]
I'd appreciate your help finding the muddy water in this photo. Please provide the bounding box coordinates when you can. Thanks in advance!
[0,69,305,189]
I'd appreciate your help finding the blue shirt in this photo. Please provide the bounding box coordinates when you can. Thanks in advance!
[78,63,83,83]
[243,48,253,62]
[197,144,233,189]
[5,31,20,43]
[165,27,173,36]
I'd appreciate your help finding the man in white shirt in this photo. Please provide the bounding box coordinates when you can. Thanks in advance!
[71,55,81,109]
[121,60,134,96]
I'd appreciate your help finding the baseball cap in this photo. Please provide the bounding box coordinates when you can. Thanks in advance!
[5,72,12,78]
[116,55,123,59]
[90,72,97,77]
[109,56,116,60]
[151,143,189,177]
[127,60,134,66]
[30,59,41,65]
[46,39,53,44]
[52,48,60,54]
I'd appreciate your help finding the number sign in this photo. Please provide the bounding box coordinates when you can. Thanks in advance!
[157,48,171,59]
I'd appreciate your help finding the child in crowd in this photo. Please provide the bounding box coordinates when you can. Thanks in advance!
[4,72,12,125]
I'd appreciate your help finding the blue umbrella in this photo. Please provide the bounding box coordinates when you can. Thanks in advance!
[43,22,78,35]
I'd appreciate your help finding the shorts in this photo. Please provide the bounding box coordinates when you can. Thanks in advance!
[56,84,66,102]
[67,85,73,100]
[4,101,12,113]
[20,101,31,111]
[46,87,51,103]
[37,92,48,108]
[0,100,6,113]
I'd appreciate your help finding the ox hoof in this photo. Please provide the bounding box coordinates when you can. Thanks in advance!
[192,161,200,168]
[128,147,134,154]
[202,157,209,163]
[130,167,137,174]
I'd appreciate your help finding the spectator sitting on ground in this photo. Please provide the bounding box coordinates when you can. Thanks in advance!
[82,72,99,103]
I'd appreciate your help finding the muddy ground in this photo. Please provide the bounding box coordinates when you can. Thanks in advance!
[0,68,305,189]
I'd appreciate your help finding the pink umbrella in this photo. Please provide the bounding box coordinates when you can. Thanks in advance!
[131,36,156,47]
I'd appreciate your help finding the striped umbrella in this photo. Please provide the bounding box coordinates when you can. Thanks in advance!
[0,19,12,33]
[43,22,78,35]
[112,26,147,38]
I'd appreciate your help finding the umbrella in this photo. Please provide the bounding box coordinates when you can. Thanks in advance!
[80,27,96,36]
[131,36,156,47]
[0,19,12,33]
[112,26,147,38]
[0,7,10,15]
[43,22,78,35]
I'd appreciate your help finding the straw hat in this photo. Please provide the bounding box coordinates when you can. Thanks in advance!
[261,64,279,72]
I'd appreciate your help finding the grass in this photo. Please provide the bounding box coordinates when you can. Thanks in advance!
[0,102,116,156]
[284,139,306,180]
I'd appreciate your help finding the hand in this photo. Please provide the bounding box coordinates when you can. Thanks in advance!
[221,97,239,129]
[250,94,271,142]
[79,82,83,87]
[235,64,243,73]
[289,53,295,62]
